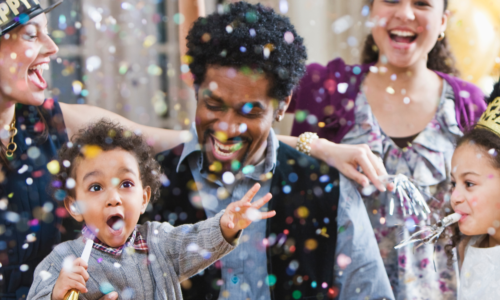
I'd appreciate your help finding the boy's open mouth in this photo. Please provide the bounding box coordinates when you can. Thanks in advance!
[106,214,125,231]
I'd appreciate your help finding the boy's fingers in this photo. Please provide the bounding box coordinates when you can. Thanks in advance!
[68,273,87,288]
[99,292,119,300]
[240,183,261,203]
[68,278,87,294]
[72,266,89,281]
[251,193,272,209]
[73,258,88,269]
[260,211,276,220]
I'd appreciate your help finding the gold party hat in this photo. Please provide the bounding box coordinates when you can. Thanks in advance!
[476,97,500,136]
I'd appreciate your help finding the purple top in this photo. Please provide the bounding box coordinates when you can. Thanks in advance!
[289,58,487,142]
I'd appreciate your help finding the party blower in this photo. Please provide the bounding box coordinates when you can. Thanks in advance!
[64,239,94,300]
[394,213,462,249]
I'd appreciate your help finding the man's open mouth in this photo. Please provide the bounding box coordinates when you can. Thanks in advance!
[389,30,417,44]
[106,213,125,232]
[211,136,244,161]
[28,63,49,90]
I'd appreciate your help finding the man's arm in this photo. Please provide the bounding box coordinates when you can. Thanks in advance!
[334,175,395,300]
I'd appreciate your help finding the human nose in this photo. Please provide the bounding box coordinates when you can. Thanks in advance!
[214,112,239,138]
[394,1,415,22]
[40,33,59,57]
[450,188,465,207]
[105,189,123,207]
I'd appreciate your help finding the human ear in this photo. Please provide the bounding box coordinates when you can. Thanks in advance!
[64,196,84,222]
[440,10,450,33]
[275,94,292,122]
[141,186,152,214]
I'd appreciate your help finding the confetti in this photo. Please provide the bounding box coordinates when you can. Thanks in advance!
[284,31,294,44]
[47,160,60,175]
[86,56,102,72]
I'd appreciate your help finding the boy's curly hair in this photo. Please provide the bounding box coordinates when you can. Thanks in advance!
[56,119,161,201]
[186,1,307,101]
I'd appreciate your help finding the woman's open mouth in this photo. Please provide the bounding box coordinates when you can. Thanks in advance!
[28,63,48,90]
[388,30,417,47]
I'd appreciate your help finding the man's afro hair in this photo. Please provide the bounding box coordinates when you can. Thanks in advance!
[186,1,307,101]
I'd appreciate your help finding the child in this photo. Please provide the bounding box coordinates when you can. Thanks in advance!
[27,120,275,300]
[447,85,500,300]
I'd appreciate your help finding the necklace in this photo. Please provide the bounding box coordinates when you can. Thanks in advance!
[6,112,17,158]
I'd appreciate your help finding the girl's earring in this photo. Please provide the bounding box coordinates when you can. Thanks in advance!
[437,32,445,41]
[276,115,283,122]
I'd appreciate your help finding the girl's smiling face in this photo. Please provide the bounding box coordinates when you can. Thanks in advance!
[450,143,500,238]
[0,13,58,105]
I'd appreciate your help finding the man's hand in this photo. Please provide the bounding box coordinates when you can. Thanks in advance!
[311,138,394,192]
[220,183,276,243]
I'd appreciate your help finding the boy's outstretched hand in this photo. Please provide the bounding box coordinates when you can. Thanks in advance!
[220,183,275,243]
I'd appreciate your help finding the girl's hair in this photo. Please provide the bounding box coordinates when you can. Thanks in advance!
[444,88,500,265]
[362,0,460,76]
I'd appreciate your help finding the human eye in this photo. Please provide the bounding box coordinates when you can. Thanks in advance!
[121,180,135,188]
[205,99,224,111]
[465,181,475,188]
[414,0,430,7]
[239,103,263,117]
[384,0,400,4]
[22,25,38,41]
[89,184,102,192]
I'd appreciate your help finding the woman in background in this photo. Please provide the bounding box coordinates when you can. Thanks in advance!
[288,0,486,299]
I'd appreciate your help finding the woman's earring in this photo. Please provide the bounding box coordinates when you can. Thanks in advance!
[437,32,445,41]
[276,115,284,122]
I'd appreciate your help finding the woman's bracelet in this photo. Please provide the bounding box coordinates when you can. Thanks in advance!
[296,132,319,156]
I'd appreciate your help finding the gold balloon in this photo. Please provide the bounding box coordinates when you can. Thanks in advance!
[446,0,500,85]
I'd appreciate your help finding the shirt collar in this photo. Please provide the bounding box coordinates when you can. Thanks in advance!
[176,123,280,177]
[81,225,148,256]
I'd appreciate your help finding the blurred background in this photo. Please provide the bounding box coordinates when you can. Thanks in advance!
[41,0,500,136]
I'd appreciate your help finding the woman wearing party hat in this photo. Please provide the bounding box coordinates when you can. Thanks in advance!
[0,1,183,299]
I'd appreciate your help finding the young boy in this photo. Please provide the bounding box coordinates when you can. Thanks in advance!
[27,120,275,300]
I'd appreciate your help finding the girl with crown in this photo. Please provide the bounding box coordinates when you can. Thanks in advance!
[446,80,500,300]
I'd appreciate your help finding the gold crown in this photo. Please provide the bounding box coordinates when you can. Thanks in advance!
[476,97,500,136]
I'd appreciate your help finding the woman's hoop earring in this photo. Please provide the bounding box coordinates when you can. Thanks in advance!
[437,32,445,41]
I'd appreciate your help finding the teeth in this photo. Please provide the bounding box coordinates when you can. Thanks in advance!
[28,63,49,73]
[213,139,242,157]
[390,30,416,37]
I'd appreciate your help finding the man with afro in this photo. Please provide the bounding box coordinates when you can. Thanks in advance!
[149,2,393,300]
